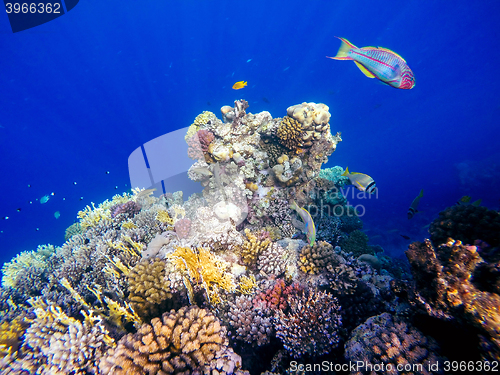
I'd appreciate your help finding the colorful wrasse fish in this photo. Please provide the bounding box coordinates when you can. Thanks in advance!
[408,189,424,219]
[290,200,316,246]
[232,81,247,90]
[341,167,376,194]
[327,37,415,89]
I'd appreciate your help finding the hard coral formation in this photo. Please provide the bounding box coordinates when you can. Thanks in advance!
[99,306,242,375]
[127,258,173,319]
[298,240,336,275]
[345,313,444,374]
[227,295,272,346]
[406,238,500,357]
[429,205,500,247]
[339,229,375,256]
[275,289,342,358]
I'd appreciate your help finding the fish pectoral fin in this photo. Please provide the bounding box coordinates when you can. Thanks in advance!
[354,61,376,78]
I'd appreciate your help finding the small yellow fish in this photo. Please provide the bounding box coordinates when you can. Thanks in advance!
[232,81,247,90]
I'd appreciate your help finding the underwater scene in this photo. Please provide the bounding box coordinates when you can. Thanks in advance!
[1,0,500,374]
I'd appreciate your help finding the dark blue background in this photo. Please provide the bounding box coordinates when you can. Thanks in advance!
[1,0,499,263]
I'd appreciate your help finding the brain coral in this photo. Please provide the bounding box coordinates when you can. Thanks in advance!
[99,306,230,374]
[429,205,500,247]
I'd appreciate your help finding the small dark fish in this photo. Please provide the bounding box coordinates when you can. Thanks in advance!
[207,101,211,106]
[80,196,84,200]
[17,208,21,212]
[106,171,110,174]
[262,97,270,103]
[28,184,31,188]
[2,216,9,220]
[73,182,77,185]
[400,234,410,240]
[408,189,423,219]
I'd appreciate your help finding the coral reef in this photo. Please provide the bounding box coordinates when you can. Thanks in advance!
[429,205,500,247]
[127,258,174,319]
[406,238,500,357]
[174,218,191,239]
[274,289,342,358]
[99,306,247,374]
[339,229,375,256]
[227,295,273,347]
[345,313,444,374]
[297,240,336,275]
[64,222,82,241]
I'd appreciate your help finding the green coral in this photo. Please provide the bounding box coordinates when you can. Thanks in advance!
[339,230,374,257]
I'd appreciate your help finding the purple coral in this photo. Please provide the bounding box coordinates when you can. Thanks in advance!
[174,218,191,239]
[274,289,342,358]
[110,201,141,219]
[187,129,215,160]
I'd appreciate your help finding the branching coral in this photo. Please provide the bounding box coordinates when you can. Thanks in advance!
[127,258,173,319]
[238,228,271,268]
[227,295,273,346]
[345,313,444,374]
[274,289,342,358]
[297,240,336,275]
[99,306,236,374]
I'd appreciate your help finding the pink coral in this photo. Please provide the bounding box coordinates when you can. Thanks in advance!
[174,218,191,239]
[187,130,215,160]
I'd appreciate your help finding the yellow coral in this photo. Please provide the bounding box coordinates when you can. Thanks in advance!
[1,244,56,288]
[156,209,174,224]
[184,111,217,141]
[238,274,257,295]
[169,246,235,304]
[121,220,137,230]
[60,278,91,309]
[0,317,27,356]
[239,229,271,267]
[78,202,112,229]
[104,297,142,329]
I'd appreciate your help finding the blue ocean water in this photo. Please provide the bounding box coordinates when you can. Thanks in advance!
[1,0,499,266]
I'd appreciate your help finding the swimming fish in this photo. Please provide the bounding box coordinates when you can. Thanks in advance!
[400,234,411,240]
[232,81,247,90]
[327,37,415,89]
[290,200,316,246]
[54,211,60,219]
[40,195,50,204]
[456,195,471,205]
[408,189,424,219]
[341,167,376,194]
[191,167,213,176]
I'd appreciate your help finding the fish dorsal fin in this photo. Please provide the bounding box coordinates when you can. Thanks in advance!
[354,61,376,78]
[376,47,407,62]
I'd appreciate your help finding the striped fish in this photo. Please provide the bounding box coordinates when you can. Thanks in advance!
[341,167,377,194]
[408,189,423,219]
[327,37,415,89]
[290,201,316,247]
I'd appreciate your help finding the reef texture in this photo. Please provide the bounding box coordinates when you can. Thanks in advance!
[0,101,464,373]
[429,205,500,248]
[99,306,246,375]
[406,238,500,359]
[345,313,444,375]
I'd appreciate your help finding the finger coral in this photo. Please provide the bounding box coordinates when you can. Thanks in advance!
[274,289,342,358]
[127,258,173,319]
[298,240,336,275]
[345,313,444,374]
[99,306,242,374]
[239,228,271,268]
[227,295,273,346]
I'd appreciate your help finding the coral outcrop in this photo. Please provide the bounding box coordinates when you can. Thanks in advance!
[406,238,500,358]
[429,205,500,247]
[345,313,444,374]
[99,306,244,374]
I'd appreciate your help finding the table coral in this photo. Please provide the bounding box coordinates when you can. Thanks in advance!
[345,313,444,375]
[99,306,238,374]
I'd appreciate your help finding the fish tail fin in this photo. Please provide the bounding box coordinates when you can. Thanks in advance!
[418,189,424,198]
[331,37,357,60]
[341,167,349,176]
[290,200,298,211]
